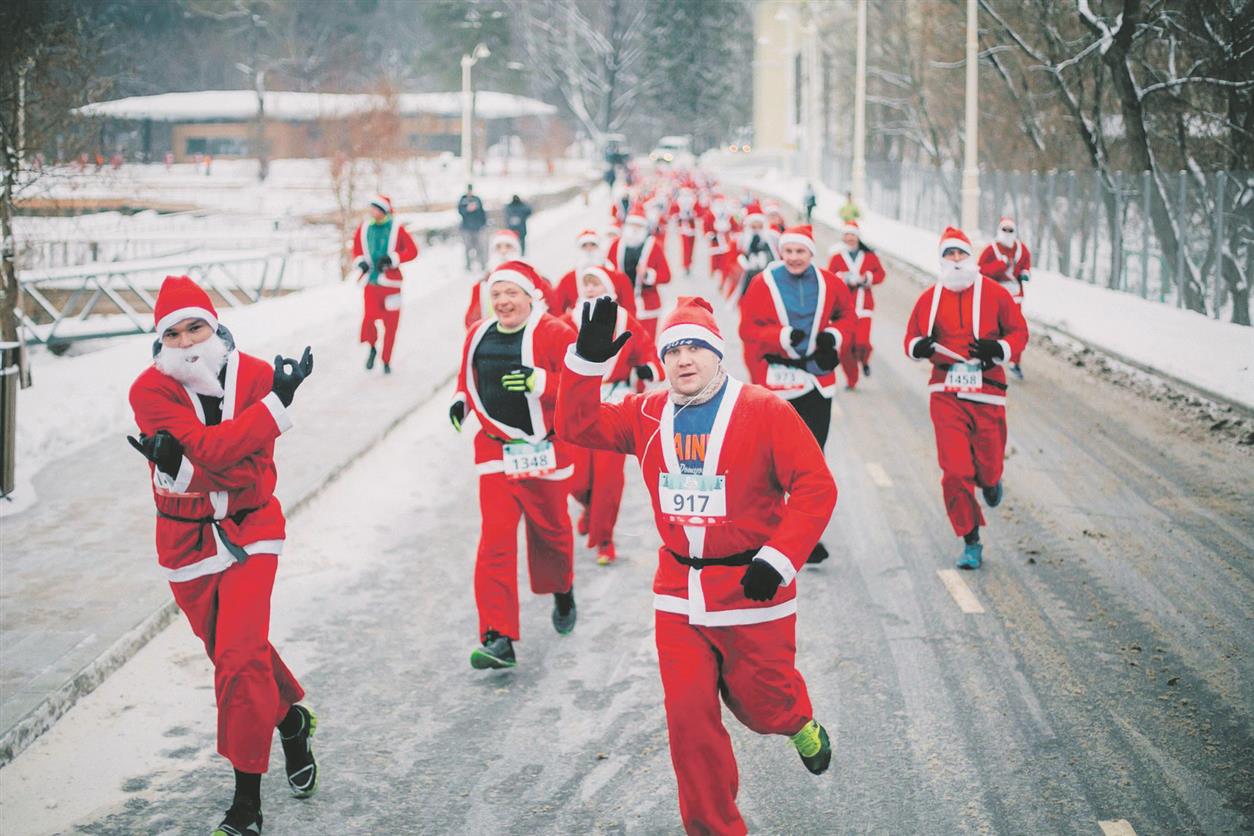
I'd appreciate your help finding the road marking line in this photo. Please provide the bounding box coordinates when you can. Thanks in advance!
[1098,821,1137,836]
[936,569,985,614]
[865,462,893,487]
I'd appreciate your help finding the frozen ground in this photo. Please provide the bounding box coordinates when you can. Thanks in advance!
[0,202,1250,835]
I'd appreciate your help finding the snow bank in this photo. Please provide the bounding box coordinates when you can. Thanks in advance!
[719,163,1254,411]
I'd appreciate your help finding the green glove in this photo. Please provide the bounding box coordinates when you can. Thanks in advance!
[501,366,536,393]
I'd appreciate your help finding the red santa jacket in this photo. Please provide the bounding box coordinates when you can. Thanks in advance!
[738,262,856,399]
[560,301,662,396]
[903,277,1030,406]
[454,311,578,476]
[352,220,418,289]
[463,269,560,331]
[605,237,671,319]
[551,267,638,317]
[826,246,886,317]
[557,359,836,626]
[667,200,701,237]
[701,208,740,254]
[129,349,292,582]
[978,241,1032,303]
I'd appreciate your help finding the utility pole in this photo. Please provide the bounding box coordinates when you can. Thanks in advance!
[852,0,867,203]
[461,43,490,184]
[961,0,981,231]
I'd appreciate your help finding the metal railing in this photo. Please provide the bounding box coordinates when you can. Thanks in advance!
[18,250,289,348]
[813,154,1252,325]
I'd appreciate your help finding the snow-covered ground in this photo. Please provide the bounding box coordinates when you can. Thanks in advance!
[715,160,1254,411]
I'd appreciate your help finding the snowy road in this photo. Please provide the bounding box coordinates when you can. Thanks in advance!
[2,207,1251,835]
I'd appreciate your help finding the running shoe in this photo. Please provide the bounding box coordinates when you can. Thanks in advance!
[981,481,1003,508]
[957,543,984,570]
[552,590,577,635]
[790,719,833,775]
[470,631,516,669]
[212,801,262,835]
[597,542,617,566]
[280,705,318,799]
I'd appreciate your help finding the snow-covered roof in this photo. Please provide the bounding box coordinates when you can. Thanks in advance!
[75,90,556,123]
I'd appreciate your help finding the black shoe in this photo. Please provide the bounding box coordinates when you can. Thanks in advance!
[1010,363,1024,380]
[552,589,577,635]
[212,801,263,835]
[470,631,516,669]
[861,363,871,377]
[806,542,829,565]
[280,705,318,799]
[790,720,833,776]
[382,362,392,375]
[365,345,377,370]
[981,481,1003,508]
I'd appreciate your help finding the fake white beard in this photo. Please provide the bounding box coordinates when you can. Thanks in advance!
[155,332,229,397]
[938,256,979,291]
[996,231,1016,248]
[576,249,602,270]
[623,226,647,247]
[677,193,696,211]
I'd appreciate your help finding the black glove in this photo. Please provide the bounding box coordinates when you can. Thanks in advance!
[355,258,369,273]
[813,331,839,372]
[576,296,632,363]
[1017,272,1030,282]
[741,559,783,602]
[968,338,1004,368]
[377,255,393,270]
[789,328,806,348]
[764,353,806,369]
[911,336,937,359]
[449,400,466,432]
[272,346,313,407]
[127,429,184,479]
[634,364,654,382]
[816,331,836,351]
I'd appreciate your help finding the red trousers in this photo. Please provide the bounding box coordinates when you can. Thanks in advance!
[929,393,1007,536]
[475,472,575,641]
[170,555,304,774]
[656,612,813,836]
[680,233,695,270]
[568,445,627,547]
[839,316,874,389]
[361,284,402,364]
[636,315,658,344]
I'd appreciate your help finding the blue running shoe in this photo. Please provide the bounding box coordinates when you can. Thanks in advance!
[981,481,1003,507]
[957,543,983,570]
[1009,363,1024,380]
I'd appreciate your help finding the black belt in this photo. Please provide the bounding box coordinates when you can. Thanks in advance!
[157,505,260,558]
[668,547,760,570]
[486,428,556,445]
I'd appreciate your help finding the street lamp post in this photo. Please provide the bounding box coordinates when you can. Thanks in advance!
[852,0,867,203]
[461,43,491,183]
[804,22,821,184]
[961,0,980,231]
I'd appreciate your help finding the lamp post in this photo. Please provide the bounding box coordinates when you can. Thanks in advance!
[960,0,980,231]
[803,21,821,184]
[461,43,491,183]
[852,0,867,203]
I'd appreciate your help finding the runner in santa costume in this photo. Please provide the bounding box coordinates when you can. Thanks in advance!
[702,194,740,287]
[450,261,580,668]
[605,206,672,341]
[977,215,1032,379]
[463,229,559,330]
[561,267,662,566]
[551,228,638,317]
[904,226,1029,570]
[668,185,702,275]
[352,194,418,374]
[825,220,886,390]
[127,276,317,836]
[734,203,779,300]
[557,296,836,836]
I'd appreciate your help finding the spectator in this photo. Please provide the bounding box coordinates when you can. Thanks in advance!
[457,184,488,271]
[504,194,533,255]
[839,191,861,223]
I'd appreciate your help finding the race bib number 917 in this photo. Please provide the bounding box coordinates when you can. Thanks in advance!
[944,361,983,393]
[502,440,557,480]
[659,473,728,526]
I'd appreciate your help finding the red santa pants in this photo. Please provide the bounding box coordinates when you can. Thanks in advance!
[361,284,402,365]
[655,612,814,836]
[475,472,575,641]
[929,393,1007,536]
[839,316,874,389]
[568,445,627,547]
[680,233,696,270]
[170,555,304,774]
[636,314,659,343]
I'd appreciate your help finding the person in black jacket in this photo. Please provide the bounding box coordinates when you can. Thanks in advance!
[504,194,533,255]
[457,184,488,271]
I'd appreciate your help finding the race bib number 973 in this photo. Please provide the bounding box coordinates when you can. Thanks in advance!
[659,473,728,526]
[765,363,809,391]
[502,440,557,480]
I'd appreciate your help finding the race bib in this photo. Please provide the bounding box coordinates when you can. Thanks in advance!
[502,440,557,480]
[659,473,728,526]
[944,361,984,393]
[766,363,809,391]
[601,380,631,404]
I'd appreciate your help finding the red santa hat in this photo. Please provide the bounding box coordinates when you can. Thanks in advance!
[777,224,816,255]
[841,219,862,238]
[658,296,725,360]
[490,229,522,251]
[154,275,218,335]
[578,266,616,300]
[575,228,600,247]
[997,215,1017,231]
[368,194,393,215]
[743,201,765,225]
[625,206,649,227]
[486,260,545,302]
[938,225,973,255]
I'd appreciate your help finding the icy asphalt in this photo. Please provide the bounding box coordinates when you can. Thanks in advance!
[1,198,1251,835]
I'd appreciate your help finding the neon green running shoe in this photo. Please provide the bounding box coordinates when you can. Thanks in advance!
[790,719,833,775]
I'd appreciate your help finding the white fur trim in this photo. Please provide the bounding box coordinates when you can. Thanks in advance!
[777,232,816,254]
[153,455,195,495]
[822,326,843,354]
[658,323,725,357]
[156,306,218,336]
[262,391,293,433]
[996,339,1013,366]
[164,552,235,583]
[906,336,926,361]
[755,546,797,586]
[487,268,540,301]
[564,345,615,377]
[939,237,972,255]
